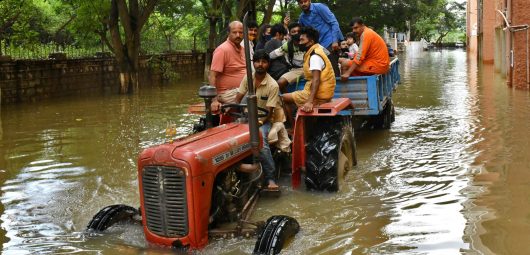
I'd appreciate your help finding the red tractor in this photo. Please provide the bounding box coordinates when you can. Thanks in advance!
[86,13,357,255]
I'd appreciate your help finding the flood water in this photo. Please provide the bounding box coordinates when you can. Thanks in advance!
[1,49,530,254]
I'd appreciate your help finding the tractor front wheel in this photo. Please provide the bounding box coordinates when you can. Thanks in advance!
[87,204,140,231]
[253,215,300,255]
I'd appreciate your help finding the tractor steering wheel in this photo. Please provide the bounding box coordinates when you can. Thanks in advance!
[221,104,269,119]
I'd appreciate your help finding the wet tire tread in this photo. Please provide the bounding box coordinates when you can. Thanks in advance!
[87,204,139,231]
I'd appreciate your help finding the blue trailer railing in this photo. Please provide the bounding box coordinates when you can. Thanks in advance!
[286,57,400,116]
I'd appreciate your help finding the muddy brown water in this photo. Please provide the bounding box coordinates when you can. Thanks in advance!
[1,49,530,254]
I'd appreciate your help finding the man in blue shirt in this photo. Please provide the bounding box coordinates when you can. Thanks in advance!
[297,0,343,76]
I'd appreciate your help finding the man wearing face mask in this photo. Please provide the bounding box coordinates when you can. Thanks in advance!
[264,24,290,81]
[269,22,305,91]
[282,27,336,113]
[256,24,272,50]
[297,0,343,77]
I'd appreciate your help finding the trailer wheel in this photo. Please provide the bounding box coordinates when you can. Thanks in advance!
[390,100,396,123]
[86,204,140,231]
[376,101,393,129]
[305,117,355,192]
[253,215,300,255]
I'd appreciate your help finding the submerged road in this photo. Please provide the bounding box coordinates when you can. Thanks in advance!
[1,49,530,254]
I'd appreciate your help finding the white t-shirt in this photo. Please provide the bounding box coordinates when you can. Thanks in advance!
[349,43,359,54]
[309,54,325,71]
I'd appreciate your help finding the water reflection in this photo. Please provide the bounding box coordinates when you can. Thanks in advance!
[464,60,530,255]
[1,50,529,254]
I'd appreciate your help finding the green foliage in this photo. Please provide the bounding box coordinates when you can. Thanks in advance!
[332,0,422,34]
[0,0,468,58]
[413,0,466,43]
[1,0,50,47]
[330,0,465,42]
[146,56,181,81]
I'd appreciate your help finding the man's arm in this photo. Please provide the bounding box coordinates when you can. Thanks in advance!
[265,85,280,123]
[209,47,224,87]
[269,42,288,59]
[235,76,249,104]
[235,92,245,104]
[208,70,219,87]
[302,70,320,112]
[209,47,225,110]
[354,31,371,65]
[316,4,343,50]
[263,106,274,124]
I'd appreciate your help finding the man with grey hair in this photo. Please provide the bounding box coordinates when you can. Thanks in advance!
[210,21,247,110]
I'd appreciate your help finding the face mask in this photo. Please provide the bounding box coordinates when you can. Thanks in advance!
[291,34,301,42]
[298,43,309,52]
[263,35,272,41]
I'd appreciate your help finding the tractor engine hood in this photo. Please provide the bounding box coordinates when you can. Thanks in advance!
[138,123,258,177]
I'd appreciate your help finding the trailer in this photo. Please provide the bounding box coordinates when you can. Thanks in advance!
[287,57,401,129]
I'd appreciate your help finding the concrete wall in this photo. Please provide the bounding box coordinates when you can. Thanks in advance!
[0,53,205,104]
[471,0,530,88]
[480,0,497,63]
[467,0,478,56]
[511,0,530,88]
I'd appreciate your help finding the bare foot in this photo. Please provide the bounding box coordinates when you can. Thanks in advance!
[267,180,279,190]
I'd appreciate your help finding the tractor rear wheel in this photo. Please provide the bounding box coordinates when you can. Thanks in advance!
[305,117,356,192]
[87,204,140,231]
[253,215,300,255]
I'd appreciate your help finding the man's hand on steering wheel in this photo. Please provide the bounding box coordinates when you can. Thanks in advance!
[220,104,269,118]
[211,101,222,113]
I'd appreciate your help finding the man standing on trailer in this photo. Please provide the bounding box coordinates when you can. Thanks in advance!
[297,0,343,77]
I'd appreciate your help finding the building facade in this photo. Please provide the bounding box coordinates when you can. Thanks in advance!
[468,0,530,89]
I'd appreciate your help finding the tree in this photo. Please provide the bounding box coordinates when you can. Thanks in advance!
[0,0,26,55]
[330,0,453,40]
[107,0,158,94]
[413,0,465,44]
[61,0,157,93]
[0,0,49,55]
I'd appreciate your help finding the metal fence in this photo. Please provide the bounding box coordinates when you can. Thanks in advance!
[1,37,207,60]
[142,36,207,54]
[3,44,101,60]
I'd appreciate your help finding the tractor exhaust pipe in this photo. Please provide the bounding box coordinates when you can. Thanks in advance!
[243,11,261,160]
[198,83,217,129]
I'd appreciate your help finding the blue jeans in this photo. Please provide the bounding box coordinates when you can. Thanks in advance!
[259,122,276,183]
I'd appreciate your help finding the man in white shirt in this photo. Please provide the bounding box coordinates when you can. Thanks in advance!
[282,27,336,113]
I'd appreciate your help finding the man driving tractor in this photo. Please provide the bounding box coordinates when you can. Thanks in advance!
[235,49,289,191]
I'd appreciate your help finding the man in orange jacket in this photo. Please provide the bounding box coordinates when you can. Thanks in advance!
[341,17,390,80]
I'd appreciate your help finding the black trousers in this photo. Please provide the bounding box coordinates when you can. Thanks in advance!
[326,45,341,77]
